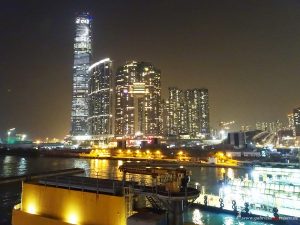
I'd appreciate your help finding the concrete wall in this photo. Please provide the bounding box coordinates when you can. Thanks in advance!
[12,210,71,225]
[13,182,126,225]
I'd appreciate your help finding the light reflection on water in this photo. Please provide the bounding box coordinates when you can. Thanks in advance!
[192,209,203,225]
[0,156,271,225]
[188,208,273,225]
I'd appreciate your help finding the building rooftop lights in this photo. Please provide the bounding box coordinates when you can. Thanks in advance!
[88,58,111,72]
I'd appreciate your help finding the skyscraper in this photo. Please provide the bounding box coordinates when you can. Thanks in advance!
[115,61,161,136]
[88,58,114,137]
[293,107,300,137]
[166,87,185,135]
[163,88,210,138]
[198,88,210,135]
[71,13,92,137]
[287,113,295,136]
[186,89,209,136]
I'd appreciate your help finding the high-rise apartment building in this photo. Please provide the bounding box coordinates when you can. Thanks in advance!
[293,107,300,137]
[166,87,184,135]
[163,88,209,137]
[71,13,92,136]
[287,113,295,136]
[88,58,114,137]
[192,88,209,136]
[115,61,161,136]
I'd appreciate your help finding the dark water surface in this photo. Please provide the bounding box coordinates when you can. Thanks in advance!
[0,156,277,225]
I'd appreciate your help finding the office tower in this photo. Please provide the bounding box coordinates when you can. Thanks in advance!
[71,12,92,136]
[115,61,161,136]
[88,58,114,136]
[164,88,210,137]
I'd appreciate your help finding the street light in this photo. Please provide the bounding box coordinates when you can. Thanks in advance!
[7,128,16,144]
[22,134,27,141]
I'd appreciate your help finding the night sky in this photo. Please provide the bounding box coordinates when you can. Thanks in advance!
[1,0,300,139]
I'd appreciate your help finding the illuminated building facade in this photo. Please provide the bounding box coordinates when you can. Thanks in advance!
[293,107,300,137]
[255,121,282,133]
[165,88,185,135]
[164,88,210,138]
[186,89,209,136]
[287,113,295,136]
[88,58,114,136]
[115,61,161,136]
[71,12,92,136]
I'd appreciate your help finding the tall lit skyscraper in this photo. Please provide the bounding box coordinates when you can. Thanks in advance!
[293,107,300,137]
[163,88,209,137]
[71,13,92,136]
[198,88,209,135]
[185,89,209,136]
[88,58,114,137]
[287,113,295,136]
[166,87,185,135]
[115,61,161,136]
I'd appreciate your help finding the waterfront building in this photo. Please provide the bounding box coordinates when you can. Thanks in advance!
[115,61,161,136]
[164,88,210,138]
[71,12,92,137]
[227,130,259,149]
[88,58,114,137]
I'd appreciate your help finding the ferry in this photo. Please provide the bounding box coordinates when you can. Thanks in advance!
[219,165,300,218]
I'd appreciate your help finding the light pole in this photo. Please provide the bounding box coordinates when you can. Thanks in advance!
[7,131,11,144]
[7,128,15,144]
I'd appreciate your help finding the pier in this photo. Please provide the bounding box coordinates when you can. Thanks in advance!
[11,165,200,225]
[0,168,85,184]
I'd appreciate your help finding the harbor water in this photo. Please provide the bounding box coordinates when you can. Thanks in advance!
[0,156,279,225]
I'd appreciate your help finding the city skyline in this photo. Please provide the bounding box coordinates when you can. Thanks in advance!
[1,0,300,138]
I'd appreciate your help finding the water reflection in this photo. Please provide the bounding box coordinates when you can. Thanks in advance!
[17,158,27,173]
[224,216,234,225]
[188,208,273,225]
[192,209,203,225]
[189,166,247,195]
[0,156,272,225]
[227,168,234,179]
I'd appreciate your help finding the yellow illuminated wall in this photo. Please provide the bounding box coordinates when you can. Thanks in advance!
[14,183,126,225]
